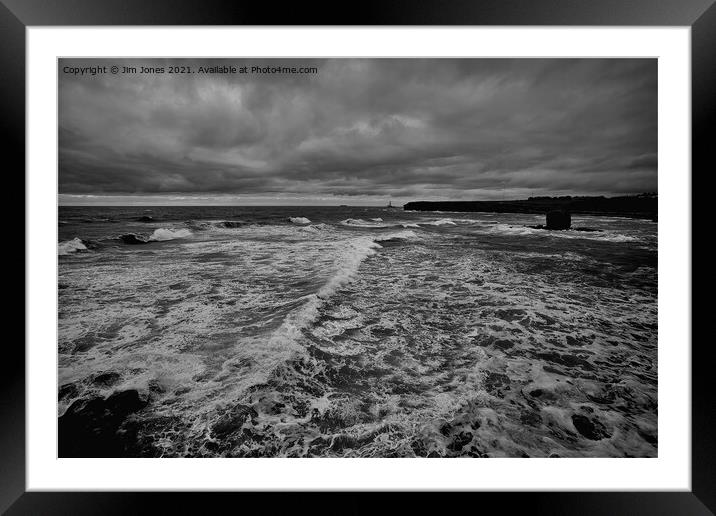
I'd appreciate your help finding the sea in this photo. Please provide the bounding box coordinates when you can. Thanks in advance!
[57,206,658,457]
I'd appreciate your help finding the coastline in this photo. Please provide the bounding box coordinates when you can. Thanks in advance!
[402,195,657,220]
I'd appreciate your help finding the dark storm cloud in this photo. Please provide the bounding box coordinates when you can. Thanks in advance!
[59,58,657,201]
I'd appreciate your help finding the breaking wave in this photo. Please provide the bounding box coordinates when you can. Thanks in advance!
[484,223,641,242]
[148,228,193,241]
[58,238,87,256]
[57,207,657,458]
[422,218,457,226]
[264,230,416,355]
[340,218,419,230]
[340,218,381,227]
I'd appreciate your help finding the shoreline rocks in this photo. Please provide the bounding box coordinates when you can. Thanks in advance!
[58,389,148,457]
[546,210,571,230]
[119,233,149,245]
[402,194,657,220]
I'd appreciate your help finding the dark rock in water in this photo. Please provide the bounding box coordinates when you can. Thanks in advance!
[572,414,611,440]
[58,389,148,457]
[119,233,149,245]
[93,371,121,386]
[546,210,571,230]
[58,382,79,401]
[137,215,154,222]
[211,404,258,438]
[105,390,147,413]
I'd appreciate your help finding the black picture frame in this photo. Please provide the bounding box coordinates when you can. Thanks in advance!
[5,0,712,513]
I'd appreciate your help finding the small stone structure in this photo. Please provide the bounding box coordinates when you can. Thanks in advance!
[545,210,571,230]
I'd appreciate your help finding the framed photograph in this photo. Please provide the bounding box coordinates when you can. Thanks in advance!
[7,0,711,513]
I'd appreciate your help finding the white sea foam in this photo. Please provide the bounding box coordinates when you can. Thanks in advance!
[483,223,641,242]
[148,228,193,241]
[289,217,311,225]
[299,223,332,233]
[261,236,384,369]
[340,218,375,227]
[595,233,640,242]
[58,237,87,255]
[422,218,457,226]
[340,218,417,230]
[57,208,656,457]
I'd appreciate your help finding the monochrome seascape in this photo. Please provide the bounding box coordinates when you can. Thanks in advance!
[58,57,658,458]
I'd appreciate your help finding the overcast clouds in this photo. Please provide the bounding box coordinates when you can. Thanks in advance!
[59,58,656,205]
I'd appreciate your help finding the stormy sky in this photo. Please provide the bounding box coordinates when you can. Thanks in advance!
[59,58,656,206]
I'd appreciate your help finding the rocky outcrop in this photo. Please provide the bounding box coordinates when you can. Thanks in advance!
[119,233,149,245]
[545,210,571,230]
[402,194,657,220]
[58,390,148,457]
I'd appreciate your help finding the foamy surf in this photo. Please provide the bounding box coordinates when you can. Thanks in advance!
[148,228,193,241]
[271,237,383,339]
[340,218,422,230]
[482,223,642,242]
[422,218,457,226]
[340,218,383,227]
[58,238,87,255]
[239,235,385,392]
[58,206,656,458]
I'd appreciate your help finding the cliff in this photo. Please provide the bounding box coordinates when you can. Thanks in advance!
[402,194,657,219]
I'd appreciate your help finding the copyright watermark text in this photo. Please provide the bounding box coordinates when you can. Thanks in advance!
[61,64,320,76]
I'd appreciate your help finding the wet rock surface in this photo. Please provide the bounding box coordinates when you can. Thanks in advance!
[119,233,149,245]
[546,210,571,230]
[58,390,148,457]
